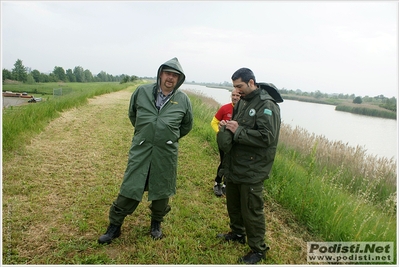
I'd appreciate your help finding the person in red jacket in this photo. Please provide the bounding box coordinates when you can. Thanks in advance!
[210,88,241,196]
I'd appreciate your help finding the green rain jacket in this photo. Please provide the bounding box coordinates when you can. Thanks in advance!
[217,85,281,184]
[119,58,193,201]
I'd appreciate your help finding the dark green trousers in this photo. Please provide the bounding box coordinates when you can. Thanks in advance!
[109,194,171,226]
[225,180,268,252]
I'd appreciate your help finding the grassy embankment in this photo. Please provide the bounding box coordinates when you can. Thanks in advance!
[2,82,134,160]
[2,83,396,264]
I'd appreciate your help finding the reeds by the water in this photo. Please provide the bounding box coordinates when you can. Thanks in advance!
[278,123,396,213]
[335,103,396,119]
[188,93,396,246]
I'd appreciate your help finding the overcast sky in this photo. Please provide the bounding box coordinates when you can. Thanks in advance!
[1,1,397,97]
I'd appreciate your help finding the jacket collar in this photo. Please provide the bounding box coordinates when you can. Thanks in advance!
[241,88,260,101]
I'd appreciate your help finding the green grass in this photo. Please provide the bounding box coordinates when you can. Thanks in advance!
[267,151,396,242]
[277,125,397,212]
[2,82,140,160]
[2,81,103,96]
[2,85,396,264]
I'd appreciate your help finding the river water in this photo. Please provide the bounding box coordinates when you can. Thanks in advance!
[180,83,397,160]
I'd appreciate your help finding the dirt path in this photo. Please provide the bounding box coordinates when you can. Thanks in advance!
[2,89,317,264]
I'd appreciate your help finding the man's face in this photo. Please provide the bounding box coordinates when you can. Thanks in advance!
[231,89,241,105]
[233,78,253,97]
[160,71,179,92]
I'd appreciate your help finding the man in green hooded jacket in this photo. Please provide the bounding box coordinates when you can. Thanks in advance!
[217,68,282,264]
[98,57,193,244]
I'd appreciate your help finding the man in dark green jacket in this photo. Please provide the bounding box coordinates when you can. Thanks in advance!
[217,68,282,264]
[98,57,193,244]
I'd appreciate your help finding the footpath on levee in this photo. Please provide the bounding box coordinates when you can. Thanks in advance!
[2,88,319,264]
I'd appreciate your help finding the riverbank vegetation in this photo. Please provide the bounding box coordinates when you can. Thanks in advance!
[335,102,397,119]
[281,90,397,120]
[2,84,396,264]
[189,92,396,240]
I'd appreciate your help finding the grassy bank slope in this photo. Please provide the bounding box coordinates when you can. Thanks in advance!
[2,87,396,264]
[2,88,317,264]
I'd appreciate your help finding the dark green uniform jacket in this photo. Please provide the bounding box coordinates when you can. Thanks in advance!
[119,58,193,201]
[217,87,281,184]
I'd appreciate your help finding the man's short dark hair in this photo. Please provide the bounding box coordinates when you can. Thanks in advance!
[231,68,256,84]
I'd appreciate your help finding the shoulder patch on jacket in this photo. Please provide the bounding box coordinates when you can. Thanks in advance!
[264,109,272,116]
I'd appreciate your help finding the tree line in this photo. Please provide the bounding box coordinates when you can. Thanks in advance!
[2,59,139,84]
[3,59,396,112]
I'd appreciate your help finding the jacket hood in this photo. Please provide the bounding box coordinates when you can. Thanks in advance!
[157,57,186,91]
[257,82,284,103]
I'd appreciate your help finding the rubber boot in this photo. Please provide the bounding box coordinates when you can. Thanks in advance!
[150,220,163,240]
[98,224,121,244]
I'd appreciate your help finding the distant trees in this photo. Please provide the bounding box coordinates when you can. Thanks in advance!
[73,66,85,82]
[353,96,363,104]
[2,58,137,84]
[31,69,41,82]
[351,96,396,111]
[84,69,93,82]
[120,75,139,84]
[2,68,12,81]
[53,66,67,82]
[380,97,397,112]
[26,74,35,84]
[66,69,76,82]
[12,59,28,82]
[314,90,324,99]
[97,71,109,82]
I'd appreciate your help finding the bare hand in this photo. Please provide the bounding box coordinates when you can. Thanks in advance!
[225,120,238,133]
[219,120,227,128]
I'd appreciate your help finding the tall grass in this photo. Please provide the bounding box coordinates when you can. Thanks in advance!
[187,93,396,244]
[277,124,397,212]
[186,92,219,151]
[267,150,396,242]
[2,82,138,159]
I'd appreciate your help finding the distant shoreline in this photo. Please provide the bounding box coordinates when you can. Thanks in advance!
[282,95,396,120]
[189,84,396,120]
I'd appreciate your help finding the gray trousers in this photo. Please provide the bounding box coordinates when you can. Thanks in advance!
[225,180,268,252]
[109,194,171,226]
